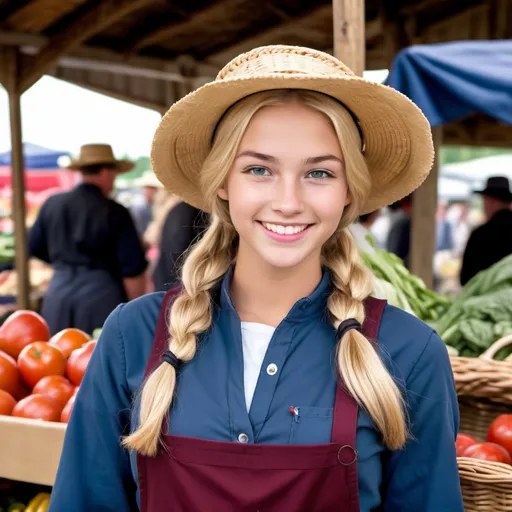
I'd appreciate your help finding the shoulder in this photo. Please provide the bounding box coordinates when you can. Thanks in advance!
[377,304,449,384]
[94,293,165,392]
[115,292,164,339]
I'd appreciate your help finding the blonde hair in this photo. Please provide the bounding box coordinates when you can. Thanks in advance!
[123,90,407,456]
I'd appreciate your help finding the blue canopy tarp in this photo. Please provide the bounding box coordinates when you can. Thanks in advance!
[385,41,512,127]
[0,142,69,169]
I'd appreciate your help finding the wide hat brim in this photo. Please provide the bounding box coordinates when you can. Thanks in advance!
[65,158,134,174]
[475,188,512,202]
[152,74,434,215]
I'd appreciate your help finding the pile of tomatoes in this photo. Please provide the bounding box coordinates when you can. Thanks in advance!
[0,310,96,424]
[456,414,512,465]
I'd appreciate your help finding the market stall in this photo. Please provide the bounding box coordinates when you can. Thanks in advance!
[0,0,511,509]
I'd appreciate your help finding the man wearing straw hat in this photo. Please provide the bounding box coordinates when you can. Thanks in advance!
[29,143,148,335]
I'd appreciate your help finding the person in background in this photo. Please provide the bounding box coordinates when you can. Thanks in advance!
[446,201,472,257]
[29,144,147,335]
[152,200,208,291]
[386,195,413,267]
[460,176,512,285]
[435,200,454,252]
[131,170,162,237]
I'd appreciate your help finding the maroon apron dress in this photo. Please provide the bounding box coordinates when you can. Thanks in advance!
[137,288,386,512]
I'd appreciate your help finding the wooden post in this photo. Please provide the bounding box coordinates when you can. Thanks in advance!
[410,126,442,289]
[332,0,365,76]
[3,47,31,309]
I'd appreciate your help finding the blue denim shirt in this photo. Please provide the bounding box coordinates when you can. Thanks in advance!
[49,271,463,511]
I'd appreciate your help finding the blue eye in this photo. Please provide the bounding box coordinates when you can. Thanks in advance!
[247,167,271,176]
[308,170,332,179]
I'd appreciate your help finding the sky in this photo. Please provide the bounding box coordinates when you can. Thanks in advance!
[0,69,389,159]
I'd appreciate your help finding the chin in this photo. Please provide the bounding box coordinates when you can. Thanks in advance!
[257,248,316,270]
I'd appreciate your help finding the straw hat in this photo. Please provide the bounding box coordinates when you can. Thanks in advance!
[65,144,133,173]
[135,170,164,188]
[151,45,434,214]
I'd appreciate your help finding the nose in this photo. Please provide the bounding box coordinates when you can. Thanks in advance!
[271,177,304,216]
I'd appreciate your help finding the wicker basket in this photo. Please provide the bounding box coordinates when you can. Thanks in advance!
[450,335,512,511]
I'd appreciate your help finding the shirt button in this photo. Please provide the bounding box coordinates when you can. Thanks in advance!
[238,433,249,443]
[266,363,278,376]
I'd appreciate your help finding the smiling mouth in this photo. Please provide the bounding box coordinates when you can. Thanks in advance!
[259,221,311,235]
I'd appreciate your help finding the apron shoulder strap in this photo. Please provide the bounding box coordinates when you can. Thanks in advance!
[143,286,182,379]
[362,296,387,340]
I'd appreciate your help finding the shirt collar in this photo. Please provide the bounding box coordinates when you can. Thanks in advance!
[219,267,332,323]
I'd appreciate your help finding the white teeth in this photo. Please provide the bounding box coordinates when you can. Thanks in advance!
[263,223,307,235]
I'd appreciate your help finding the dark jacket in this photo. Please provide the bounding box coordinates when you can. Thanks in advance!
[460,209,512,285]
[152,201,208,291]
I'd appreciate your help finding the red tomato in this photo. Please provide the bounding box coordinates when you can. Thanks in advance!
[0,310,50,359]
[463,442,512,465]
[0,350,21,398]
[33,375,75,408]
[488,414,512,457]
[455,433,478,457]
[12,394,61,422]
[66,341,96,386]
[0,389,16,415]
[49,328,91,359]
[60,394,76,423]
[17,342,67,389]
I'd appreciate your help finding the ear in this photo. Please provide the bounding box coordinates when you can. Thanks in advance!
[344,190,351,207]
[217,186,228,201]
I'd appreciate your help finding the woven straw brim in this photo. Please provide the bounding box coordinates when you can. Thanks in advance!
[67,159,134,174]
[152,74,434,214]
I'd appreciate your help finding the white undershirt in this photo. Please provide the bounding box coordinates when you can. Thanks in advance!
[241,321,276,412]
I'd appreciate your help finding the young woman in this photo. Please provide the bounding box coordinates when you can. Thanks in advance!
[49,46,463,512]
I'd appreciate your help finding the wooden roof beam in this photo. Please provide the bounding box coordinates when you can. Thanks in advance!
[132,0,245,51]
[206,6,382,66]
[19,0,155,93]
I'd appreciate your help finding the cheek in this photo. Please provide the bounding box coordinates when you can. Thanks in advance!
[225,179,267,224]
[311,189,346,227]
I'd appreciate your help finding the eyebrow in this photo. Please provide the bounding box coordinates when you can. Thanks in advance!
[236,150,343,166]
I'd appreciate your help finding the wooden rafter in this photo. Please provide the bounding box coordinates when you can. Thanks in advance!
[206,5,382,66]
[131,0,247,51]
[19,0,155,93]
[0,30,219,77]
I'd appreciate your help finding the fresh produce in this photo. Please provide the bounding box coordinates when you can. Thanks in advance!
[24,492,51,512]
[0,351,21,399]
[455,433,477,457]
[0,326,95,422]
[0,233,15,264]
[362,245,450,322]
[60,393,76,423]
[17,342,66,388]
[487,414,512,457]
[0,311,50,359]
[66,340,96,386]
[462,442,512,465]
[432,254,512,358]
[12,394,61,422]
[0,389,16,415]
[49,328,90,359]
[32,375,74,409]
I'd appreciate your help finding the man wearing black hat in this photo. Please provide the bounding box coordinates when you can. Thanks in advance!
[460,176,512,285]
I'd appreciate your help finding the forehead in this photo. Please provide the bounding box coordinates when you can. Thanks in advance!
[238,102,342,158]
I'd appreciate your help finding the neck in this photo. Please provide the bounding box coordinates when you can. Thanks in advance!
[230,246,323,327]
[82,176,109,196]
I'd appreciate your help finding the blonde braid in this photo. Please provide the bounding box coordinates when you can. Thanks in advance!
[323,229,407,450]
[123,216,235,456]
